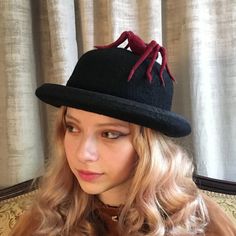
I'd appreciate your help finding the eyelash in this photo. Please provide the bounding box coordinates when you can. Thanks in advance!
[101,131,124,139]
[65,124,79,133]
[65,123,126,139]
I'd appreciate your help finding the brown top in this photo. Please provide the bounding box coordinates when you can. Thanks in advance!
[94,201,122,236]
[95,195,236,236]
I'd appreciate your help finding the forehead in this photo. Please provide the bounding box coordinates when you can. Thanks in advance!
[65,107,130,126]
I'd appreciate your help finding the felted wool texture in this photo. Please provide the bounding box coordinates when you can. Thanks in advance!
[36,48,191,137]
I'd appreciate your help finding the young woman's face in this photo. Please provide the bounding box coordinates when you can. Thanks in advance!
[64,108,137,205]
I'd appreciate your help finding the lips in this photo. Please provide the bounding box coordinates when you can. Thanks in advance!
[77,170,104,181]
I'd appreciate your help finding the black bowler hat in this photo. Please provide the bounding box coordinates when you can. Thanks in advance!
[35,47,191,137]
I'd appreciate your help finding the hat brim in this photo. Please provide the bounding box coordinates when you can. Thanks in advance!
[35,83,191,137]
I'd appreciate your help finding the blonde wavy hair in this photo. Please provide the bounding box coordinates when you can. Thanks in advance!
[12,106,209,236]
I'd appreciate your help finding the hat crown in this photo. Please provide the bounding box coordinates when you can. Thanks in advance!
[35,46,191,137]
[67,48,173,111]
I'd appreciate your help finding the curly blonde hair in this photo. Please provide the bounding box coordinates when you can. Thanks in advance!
[11,107,209,236]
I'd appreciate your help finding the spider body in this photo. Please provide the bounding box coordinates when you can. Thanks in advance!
[95,31,175,85]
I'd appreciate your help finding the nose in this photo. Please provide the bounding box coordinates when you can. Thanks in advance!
[76,135,99,162]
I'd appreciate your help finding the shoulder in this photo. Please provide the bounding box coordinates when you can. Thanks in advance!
[202,193,236,236]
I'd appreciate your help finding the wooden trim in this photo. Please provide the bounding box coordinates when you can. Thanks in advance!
[194,174,236,195]
[0,178,39,202]
[1,175,235,202]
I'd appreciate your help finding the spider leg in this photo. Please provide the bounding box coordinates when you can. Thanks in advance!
[128,40,157,81]
[165,64,175,82]
[146,45,160,83]
[94,31,129,49]
[159,47,175,84]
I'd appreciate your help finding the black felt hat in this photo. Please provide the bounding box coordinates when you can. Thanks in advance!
[35,47,191,137]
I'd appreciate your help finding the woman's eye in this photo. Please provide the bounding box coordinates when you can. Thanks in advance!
[65,124,79,133]
[102,131,123,139]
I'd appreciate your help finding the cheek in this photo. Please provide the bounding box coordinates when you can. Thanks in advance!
[106,143,137,173]
[64,135,75,164]
[122,148,137,172]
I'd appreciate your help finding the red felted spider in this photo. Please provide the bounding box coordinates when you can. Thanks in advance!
[95,31,175,85]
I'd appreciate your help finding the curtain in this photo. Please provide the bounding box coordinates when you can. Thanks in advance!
[0,0,44,188]
[164,0,236,181]
[0,0,235,188]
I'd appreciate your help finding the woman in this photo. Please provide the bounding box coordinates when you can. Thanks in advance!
[12,32,236,235]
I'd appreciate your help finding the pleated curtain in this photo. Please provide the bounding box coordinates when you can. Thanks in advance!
[0,0,235,188]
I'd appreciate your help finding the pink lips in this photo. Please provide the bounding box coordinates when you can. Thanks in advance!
[78,170,103,181]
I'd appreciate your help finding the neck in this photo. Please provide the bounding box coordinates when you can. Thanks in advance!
[98,179,132,207]
[98,194,125,207]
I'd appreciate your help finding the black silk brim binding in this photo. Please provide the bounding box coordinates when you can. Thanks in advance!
[35,83,191,137]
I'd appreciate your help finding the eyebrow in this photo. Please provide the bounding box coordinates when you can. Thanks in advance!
[65,114,81,123]
[65,113,130,128]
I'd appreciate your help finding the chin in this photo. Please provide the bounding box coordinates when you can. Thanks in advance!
[79,184,105,195]
[76,179,103,194]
